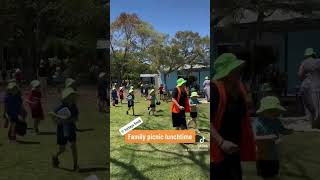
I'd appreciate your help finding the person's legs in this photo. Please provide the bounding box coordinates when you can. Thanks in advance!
[70,142,79,170]
[8,122,16,142]
[52,145,66,167]
[34,118,40,134]
[132,106,135,115]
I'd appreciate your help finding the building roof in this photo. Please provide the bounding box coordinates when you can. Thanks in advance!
[140,74,158,78]
[217,9,320,28]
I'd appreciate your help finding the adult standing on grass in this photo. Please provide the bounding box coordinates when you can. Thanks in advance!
[298,48,320,129]
[171,78,190,130]
[203,76,210,102]
[211,53,256,180]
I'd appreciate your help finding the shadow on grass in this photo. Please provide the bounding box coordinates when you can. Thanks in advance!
[16,140,40,144]
[112,144,209,179]
[76,128,94,132]
[110,158,151,180]
[38,131,56,135]
[198,128,210,133]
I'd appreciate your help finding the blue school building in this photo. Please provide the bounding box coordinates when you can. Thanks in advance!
[159,64,210,91]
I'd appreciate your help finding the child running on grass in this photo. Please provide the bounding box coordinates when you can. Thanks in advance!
[4,82,26,142]
[148,89,157,115]
[254,96,293,180]
[119,86,124,104]
[50,88,79,171]
[126,89,135,115]
[26,80,44,134]
[111,87,118,106]
[159,84,164,100]
[188,92,200,130]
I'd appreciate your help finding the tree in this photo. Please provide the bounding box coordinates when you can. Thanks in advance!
[111,13,159,81]
[171,31,210,79]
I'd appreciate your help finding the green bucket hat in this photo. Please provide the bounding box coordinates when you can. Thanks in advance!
[7,82,17,90]
[62,88,77,100]
[129,89,134,93]
[213,53,245,80]
[257,96,286,114]
[191,92,199,97]
[205,76,209,80]
[30,80,40,89]
[176,78,187,87]
[260,83,272,92]
[65,78,75,88]
[304,48,316,57]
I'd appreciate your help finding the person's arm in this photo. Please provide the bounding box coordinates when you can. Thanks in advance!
[298,63,307,81]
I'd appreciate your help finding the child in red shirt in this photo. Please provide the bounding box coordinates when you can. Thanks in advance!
[26,80,44,134]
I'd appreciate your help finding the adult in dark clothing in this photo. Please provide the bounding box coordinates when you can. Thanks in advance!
[171,78,190,130]
[211,53,256,180]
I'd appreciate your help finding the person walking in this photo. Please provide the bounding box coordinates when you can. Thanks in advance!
[211,53,256,180]
[171,78,190,130]
[203,76,210,102]
[298,48,320,129]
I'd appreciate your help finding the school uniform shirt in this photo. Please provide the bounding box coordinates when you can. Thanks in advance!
[111,90,118,100]
[189,98,200,112]
[5,94,23,120]
[54,103,79,140]
[254,117,288,160]
[150,95,157,105]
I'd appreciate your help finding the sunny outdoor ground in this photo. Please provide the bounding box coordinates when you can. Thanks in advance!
[243,120,320,180]
[110,90,210,180]
[0,86,107,180]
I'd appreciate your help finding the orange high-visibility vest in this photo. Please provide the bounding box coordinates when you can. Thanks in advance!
[171,87,190,113]
[211,81,256,163]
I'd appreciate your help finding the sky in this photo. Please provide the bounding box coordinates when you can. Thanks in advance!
[110,0,210,37]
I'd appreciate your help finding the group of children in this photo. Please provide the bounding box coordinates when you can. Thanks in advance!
[2,74,85,171]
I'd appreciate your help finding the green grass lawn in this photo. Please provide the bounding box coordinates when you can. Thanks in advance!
[243,132,320,180]
[0,87,107,180]
[110,93,210,180]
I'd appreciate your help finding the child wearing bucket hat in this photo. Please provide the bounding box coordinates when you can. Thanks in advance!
[171,78,190,130]
[4,82,27,142]
[65,78,77,90]
[254,96,293,179]
[26,80,44,134]
[111,87,118,106]
[119,86,124,104]
[49,87,79,171]
[188,92,201,130]
[126,89,135,115]
[147,89,158,115]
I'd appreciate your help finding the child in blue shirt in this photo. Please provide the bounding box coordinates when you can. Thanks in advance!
[147,89,157,115]
[49,88,79,171]
[4,82,26,142]
[188,92,201,130]
[126,89,135,115]
[111,87,118,106]
[254,96,293,179]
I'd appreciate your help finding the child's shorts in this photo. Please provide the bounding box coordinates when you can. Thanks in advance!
[172,112,187,128]
[190,112,198,118]
[256,160,279,178]
[150,104,156,108]
[57,123,76,145]
[128,101,134,107]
